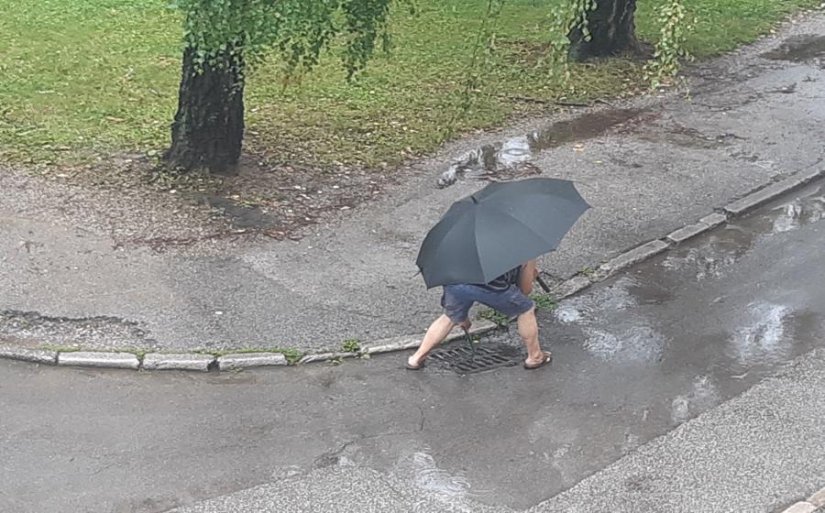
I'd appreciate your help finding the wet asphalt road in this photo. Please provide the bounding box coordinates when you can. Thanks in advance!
[2,182,825,513]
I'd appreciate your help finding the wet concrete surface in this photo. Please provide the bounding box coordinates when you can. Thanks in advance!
[438,108,646,186]
[3,182,825,513]
[762,34,825,62]
[3,14,825,354]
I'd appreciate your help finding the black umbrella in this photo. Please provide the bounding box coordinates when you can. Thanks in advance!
[416,177,589,289]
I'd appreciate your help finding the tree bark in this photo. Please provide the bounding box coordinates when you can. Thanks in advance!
[568,0,640,61]
[164,46,245,174]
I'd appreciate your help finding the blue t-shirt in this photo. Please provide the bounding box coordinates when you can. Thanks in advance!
[484,266,521,291]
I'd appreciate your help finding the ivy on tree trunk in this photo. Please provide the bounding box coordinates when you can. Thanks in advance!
[568,0,640,61]
[164,46,245,174]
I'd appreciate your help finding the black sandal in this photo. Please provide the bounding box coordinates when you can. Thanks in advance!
[405,359,425,370]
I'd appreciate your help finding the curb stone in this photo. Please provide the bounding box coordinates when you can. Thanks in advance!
[599,240,670,276]
[667,213,728,244]
[357,319,498,357]
[552,275,593,299]
[724,168,825,215]
[445,319,498,341]
[217,352,288,370]
[0,344,57,365]
[3,170,824,373]
[778,485,825,513]
[142,353,215,371]
[781,502,817,513]
[808,485,825,508]
[58,351,140,370]
[298,352,356,364]
[361,336,421,355]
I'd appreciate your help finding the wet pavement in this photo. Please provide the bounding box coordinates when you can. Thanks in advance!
[3,13,825,354]
[3,180,825,513]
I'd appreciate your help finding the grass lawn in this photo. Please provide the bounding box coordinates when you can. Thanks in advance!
[0,0,820,170]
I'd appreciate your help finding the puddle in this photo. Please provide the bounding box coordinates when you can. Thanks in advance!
[438,109,644,187]
[553,277,667,363]
[727,302,793,367]
[663,187,825,280]
[635,123,743,150]
[671,375,720,425]
[556,276,639,317]
[770,195,825,233]
[528,109,645,150]
[762,34,825,62]
[393,451,482,511]
[582,325,665,363]
[496,136,532,168]
[662,225,757,281]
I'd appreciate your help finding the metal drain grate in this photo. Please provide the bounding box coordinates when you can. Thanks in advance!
[429,343,523,374]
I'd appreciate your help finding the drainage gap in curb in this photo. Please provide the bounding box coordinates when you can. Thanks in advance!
[429,343,523,374]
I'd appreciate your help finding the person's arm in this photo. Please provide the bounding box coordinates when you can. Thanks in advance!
[518,260,538,295]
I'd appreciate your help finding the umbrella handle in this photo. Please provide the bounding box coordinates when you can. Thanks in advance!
[463,327,476,360]
[535,275,551,293]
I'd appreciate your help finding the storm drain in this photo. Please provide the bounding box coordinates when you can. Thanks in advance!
[429,343,523,374]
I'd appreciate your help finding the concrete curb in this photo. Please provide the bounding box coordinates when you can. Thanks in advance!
[298,352,356,364]
[142,353,215,372]
[58,351,140,370]
[359,319,500,356]
[666,213,728,244]
[724,167,825,216]
[0,344,58,365]
[783,485,825,513]
[3,168,824,373]
[217,352,288,371]
[808,485,825,509]
[598,240,670,277]
[782,502,817,513]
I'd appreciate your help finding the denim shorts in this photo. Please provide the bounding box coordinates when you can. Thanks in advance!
[441,283,534,323]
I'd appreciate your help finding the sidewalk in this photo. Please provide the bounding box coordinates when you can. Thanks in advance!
[1,11,824,356]
[529,348,825,513]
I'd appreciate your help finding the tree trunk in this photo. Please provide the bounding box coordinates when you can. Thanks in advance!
[164,46,245,174]
[568,0,640,61]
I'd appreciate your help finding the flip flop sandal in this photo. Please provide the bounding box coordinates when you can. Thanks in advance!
[523,351,553,370]
[405,360,425,371]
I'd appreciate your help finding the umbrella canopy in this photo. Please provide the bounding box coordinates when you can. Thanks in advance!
[416,177,590,289]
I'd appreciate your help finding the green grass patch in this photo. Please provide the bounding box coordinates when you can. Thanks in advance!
[342,338,362,353]
[477,307,511,326]
[477,290,558,325]
[530,292,558,310]
[0,0,819,169]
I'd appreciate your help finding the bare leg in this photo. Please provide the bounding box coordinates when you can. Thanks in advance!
[408,314,459,368]
[517,308,547,365]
